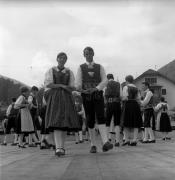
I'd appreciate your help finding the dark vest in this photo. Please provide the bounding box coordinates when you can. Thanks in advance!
[52,68,70,85]
[143,90,153,109]
[161,103,168,113]
[127,86,138,100]
[105,80,120,98]
[80,63,101,90]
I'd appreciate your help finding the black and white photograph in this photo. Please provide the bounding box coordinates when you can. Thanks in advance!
[0,0,175,179]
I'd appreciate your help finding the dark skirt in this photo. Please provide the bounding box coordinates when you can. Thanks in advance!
[121,100,142,128]
[30,109,41,131]
[45,89,81,132]
[160,113,172,132]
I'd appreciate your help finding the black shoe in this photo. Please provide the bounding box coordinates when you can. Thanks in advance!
[18,144,26,148]
[102,141,113,152]
[90,146,97,153]
[148,140,156,143]
[142,140,149,144]
[35,142,41,145]
[1,142,7,146]
[162,138,166,141]
[122,141,130,146]
[79,140,83,143]
[129,141,137,146]
[75,142,79,144]
[114,142,120,147]
[166,137,171,140]
[11,142,18,146]
[55,148,65,157]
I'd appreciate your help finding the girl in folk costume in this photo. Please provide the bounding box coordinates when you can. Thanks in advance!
[121,75,142,146]
[154,97,172,140]
[72,91,86,144]
[28,86,41,146]
[44,52,81,156]
[14,86,35,148]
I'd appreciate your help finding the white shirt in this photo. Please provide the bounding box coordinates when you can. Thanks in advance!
[75,61,107,91]
[154,102,170,112]
[122,83,137,100]
[44,66,75,89]
[6,104,12,116]
[141,89,153,107]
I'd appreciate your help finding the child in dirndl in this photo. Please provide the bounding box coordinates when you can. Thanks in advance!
[154,97,172,140]
[14,86,35,148]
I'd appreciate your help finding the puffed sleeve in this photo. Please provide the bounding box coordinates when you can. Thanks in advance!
[44,68,54,88]
[122,86,128,100]
[14,96,24,109]
[68,69,75,87]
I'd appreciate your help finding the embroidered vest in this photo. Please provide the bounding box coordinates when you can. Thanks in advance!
[52,68,70,85]
[105,80,120,98]
[80,63,101,90]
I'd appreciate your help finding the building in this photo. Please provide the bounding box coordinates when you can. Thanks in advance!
[134,69,175,110]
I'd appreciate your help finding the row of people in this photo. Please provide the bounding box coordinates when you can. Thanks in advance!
[43,46,172,156]
[1,46,172,157]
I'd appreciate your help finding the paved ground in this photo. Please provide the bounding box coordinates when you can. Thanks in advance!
[1,135,175,180]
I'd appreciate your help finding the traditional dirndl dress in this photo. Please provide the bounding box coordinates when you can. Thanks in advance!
[44,67,81,132]
[156,103,172,132]
[15,95,35,134]
[121,86,142,128]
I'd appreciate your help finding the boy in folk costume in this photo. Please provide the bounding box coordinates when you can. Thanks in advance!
[28,86,41,146]
[104,74,122,147]
[154,97,172,140]
[72,91,86,144]
[76,47,113,153]
[141,82,156,143]
[1,98,18,146]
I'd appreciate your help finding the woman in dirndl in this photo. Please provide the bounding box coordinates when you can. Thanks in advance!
[44,52,81,156]
[155,97,172,140]
[121,75,142,146]
[14,86,35,148]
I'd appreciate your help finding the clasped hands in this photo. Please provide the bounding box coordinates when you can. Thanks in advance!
[79,87,98,94]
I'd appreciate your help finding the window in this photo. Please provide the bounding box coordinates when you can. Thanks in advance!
[162,89,166,95]
[145,77,157,84]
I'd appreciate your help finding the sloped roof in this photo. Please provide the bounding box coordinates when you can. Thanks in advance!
[134,69,175,85]
[158,59,175,84]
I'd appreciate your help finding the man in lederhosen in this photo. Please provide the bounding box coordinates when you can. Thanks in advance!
[141,82,156,143]
[104,74,122,147]
[76,47,113,153]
